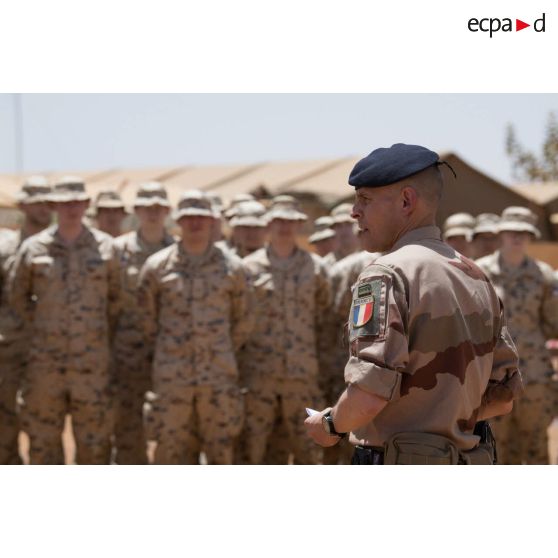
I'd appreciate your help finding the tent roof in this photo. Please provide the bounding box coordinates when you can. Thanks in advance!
[510,182,558,205]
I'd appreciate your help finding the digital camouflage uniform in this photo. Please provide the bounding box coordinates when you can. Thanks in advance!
[0,229,26,464]
[322,250,381,464]
[138,241,253,465]
[7,225,120,464]
[112,229,175,464]
[239,245,331,464]
[476,251,558,464]
[346,227,523,454]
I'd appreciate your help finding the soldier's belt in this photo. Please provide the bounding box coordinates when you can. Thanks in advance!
[383,432,494,465]
[351,432,494,465]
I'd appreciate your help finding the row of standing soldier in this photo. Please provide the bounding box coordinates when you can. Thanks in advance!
[0,176,556,464]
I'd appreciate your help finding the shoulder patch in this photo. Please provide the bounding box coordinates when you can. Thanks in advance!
[349,277,386,340]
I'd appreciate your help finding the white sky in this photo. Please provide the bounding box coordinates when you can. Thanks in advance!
[0,93,556,184]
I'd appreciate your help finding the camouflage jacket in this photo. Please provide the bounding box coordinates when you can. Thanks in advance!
[476,251,558,384]
[346,226,523,450]
[112,230,175,334]
[240,245,332,383]
[6,225,120,372]
[137,241,253,386]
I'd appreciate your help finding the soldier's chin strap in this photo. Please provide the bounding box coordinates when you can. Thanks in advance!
[436,161,457,179]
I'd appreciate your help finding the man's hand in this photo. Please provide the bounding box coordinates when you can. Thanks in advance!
[304,409,341,448]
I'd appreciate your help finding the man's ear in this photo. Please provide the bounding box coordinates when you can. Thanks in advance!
[401,186,417,214]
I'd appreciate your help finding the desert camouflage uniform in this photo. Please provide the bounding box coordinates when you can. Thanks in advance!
[322,250,381,464]
[239,246,331,464]
[476,252,558,464]
[0,230,27,464]
[112,230,175,464]
[346,227,523,454]
[7,225,120,464]
[138,242,253,465]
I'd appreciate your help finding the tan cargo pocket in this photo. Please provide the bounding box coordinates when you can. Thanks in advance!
[384,432,460,465]
[459,444,494,465]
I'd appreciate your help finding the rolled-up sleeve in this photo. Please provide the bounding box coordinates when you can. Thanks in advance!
[344,265,408,402]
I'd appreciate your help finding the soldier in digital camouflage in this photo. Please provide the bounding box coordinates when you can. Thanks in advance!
[138,190,253,465]
[0,176,52,464]
[305,143,523,465]
[442,212,474,258]
[111,182,174,464]
[6,177,120,465]
[308,216,337,265]
[239,199,331,465]
[89,189,128,238]
[476,207,558,464]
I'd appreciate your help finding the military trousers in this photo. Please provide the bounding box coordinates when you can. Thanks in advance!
[111,357,150,465]
[241,377,324,465]
[147,382,243,465]
[19,367,113,465]
[490,381,556,464]
[0,350,23,465]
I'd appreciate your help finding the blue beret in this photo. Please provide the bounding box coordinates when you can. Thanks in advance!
[349,143,440,189]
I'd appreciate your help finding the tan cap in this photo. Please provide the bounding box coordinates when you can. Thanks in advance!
[443,227,473,241]
[134,182,171,208]
[16,175,51,204]
[309,228,336,244]
[93,189,126,211]
[173,190,214,220]
[47,176,90,203]
[313,216,335,230]
[330,202,355,225]
[265,194,307,222]
[224,193,256,219]
[443,212,475,232]
[550,213,558,225]
[229,201,267,228]
[473,213,500,236]
[498,206,540,238]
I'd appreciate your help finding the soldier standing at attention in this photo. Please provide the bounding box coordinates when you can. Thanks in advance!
[7,177,120,464]
[305,144,523,465]
[442,212,475,258]
[89,190,129,238]
[138,190,253,465]
[240,201,331,464]
[477,207,558,464]
[0,176,52,465]
[308,216,338,265]
[111,182,174,464]
[330,203,359,261]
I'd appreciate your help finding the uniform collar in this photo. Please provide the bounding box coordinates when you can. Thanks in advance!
[50,224,96,249]
[176,240,216,267]
[267,244,303,271]
[390,225,442,252]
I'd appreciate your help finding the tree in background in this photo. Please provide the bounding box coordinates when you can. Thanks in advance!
[506,111,558,182]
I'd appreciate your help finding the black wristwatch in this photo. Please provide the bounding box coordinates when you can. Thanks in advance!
[322,410,347,438]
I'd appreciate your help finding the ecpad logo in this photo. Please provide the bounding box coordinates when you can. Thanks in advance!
[468,13,546,37]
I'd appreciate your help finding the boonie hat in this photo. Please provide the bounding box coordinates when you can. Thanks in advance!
[330,203,355,225]
[16,176,51,204]
[92,189,127,213]
[473,213,500,236]
[173,190,214,220]
[229,200,267,228]
[497,206,540,238]
[47,176,90,203]
[134,182,171,208]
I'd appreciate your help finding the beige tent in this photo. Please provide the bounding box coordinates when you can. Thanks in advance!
[1,152,555,239]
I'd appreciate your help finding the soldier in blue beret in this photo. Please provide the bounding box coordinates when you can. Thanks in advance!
[305,143,523,465]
